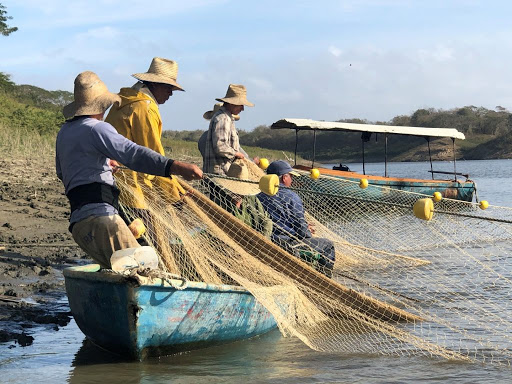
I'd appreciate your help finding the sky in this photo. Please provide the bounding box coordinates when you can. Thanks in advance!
[1,0,512,132]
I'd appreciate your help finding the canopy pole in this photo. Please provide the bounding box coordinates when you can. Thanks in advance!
[384,133,388,177]
[452,138,457,182]
[312,130,317,168]
[427,137,434,180]
[294,129,298,166]
[362,138,366,175]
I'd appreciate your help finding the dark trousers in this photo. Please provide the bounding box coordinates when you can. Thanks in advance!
[274,237,336,277]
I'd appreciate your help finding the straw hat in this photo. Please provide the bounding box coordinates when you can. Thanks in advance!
[216,84,254,107]
[216,159,261,196]
[203,103,240,121]
[63,71,121,120]
[132,57,184,91]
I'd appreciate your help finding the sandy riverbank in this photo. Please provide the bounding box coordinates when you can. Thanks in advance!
[0,157,86,347]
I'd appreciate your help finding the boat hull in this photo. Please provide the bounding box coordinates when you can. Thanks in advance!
[63,265,277,359]
[295,165,475,202]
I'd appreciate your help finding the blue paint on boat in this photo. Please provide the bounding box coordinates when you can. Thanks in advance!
[63,264,277,360]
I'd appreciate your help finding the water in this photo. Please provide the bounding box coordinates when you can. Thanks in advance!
[2,159,512,383]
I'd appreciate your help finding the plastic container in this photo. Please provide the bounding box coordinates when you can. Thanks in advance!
[110,246,159,272]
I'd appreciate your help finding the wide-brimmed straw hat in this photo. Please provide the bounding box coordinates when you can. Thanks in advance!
[63,71,121,120]
[216,159,263,196]
[216,84,254,107]
[132,57,184,91]
[203,103,240,121]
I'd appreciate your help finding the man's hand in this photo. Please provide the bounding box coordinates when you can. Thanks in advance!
[234,152,245,159]
[108,159,121,174]
[308,222,316,235]
[170,161,203,181]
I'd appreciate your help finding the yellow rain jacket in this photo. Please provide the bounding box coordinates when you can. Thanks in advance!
[105,87,185,209]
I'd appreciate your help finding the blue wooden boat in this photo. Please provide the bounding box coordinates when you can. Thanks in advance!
[63,264,277,360]
[271,118,476,202]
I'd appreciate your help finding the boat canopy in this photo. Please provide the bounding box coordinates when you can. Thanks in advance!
[271,119,465,140]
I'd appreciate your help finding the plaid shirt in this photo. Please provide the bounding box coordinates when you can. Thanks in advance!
[203,106,241,175]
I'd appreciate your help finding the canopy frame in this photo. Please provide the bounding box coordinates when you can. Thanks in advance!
[271,118,466,180]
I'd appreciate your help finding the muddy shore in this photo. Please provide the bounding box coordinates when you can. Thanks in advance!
[0,157,86,348]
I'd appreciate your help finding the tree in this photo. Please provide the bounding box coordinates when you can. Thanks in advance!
[0,3,18,36]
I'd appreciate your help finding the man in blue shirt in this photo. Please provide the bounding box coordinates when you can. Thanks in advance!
[56,71,202,269]
[257,161,335,277]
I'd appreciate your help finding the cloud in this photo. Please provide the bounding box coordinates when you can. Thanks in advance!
[416,45,455,63]
[13,0,228,29]
[75,26,121,40]
[328,45,342,57]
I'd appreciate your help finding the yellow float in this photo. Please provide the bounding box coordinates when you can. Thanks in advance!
[413,198,434,221]
[259,174,279,196]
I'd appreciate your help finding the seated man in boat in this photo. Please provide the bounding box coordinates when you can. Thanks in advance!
[56,71,202,269]
[257,161,336,277]
[203,85,254,175]
[213,160,273,238]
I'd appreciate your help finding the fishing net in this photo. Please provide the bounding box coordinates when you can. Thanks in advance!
[114,159,512,366]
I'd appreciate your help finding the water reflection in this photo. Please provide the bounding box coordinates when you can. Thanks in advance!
[69,339,138,384]
[67,329,322,384]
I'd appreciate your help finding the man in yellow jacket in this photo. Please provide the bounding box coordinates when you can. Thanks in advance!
[106,57,187,211]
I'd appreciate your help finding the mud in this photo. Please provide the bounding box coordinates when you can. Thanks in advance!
[0,157,87,348]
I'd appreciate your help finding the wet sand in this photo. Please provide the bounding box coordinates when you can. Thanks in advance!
[0,157,85,347]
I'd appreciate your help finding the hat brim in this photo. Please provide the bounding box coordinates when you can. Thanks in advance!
[215,97,254,107]
[132,73,184,91]
[203,110,214,120]
[63,92,121,120]
[215,178,260,196]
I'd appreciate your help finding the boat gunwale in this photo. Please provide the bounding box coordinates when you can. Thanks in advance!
[293,165,475,185]
[63,264,251,294]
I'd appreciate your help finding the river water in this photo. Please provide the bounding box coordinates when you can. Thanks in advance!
[2,159,512,383]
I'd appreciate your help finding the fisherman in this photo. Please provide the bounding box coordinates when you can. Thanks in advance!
[56,71,202,269]
[203,84,254,175]
[105,57,188,211]
[198,102,246,165]
[257,160,336,277]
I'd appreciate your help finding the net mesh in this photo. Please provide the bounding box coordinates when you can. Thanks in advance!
[114,159,512,366]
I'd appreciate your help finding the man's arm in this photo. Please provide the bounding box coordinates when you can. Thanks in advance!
[288,192,312,238]
[91,121,202,180]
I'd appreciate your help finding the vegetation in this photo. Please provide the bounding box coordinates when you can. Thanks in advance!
[161,135,298,164]
[0,3,17,36]
[166,106,512,163]
[0,72,71,157]
[2,71,512,163]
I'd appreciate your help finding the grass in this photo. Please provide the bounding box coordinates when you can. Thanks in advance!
[162,137,303,164]
[1,115,305,167]
[0,122,55,160]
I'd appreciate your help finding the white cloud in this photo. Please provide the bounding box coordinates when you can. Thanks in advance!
[416,45,455,63]
[12,0,228,29]
[328,45,342,57]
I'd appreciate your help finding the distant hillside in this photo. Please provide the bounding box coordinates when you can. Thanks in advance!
[166,106,512,162]
[2,70,511,163]
[0,72,72,135]
[0,72,72,156]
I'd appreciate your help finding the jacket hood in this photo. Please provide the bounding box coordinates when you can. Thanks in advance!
[116,87,155,108]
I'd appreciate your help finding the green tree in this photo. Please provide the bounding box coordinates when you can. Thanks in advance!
[0,3,17,36]
[0,72,14,91]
